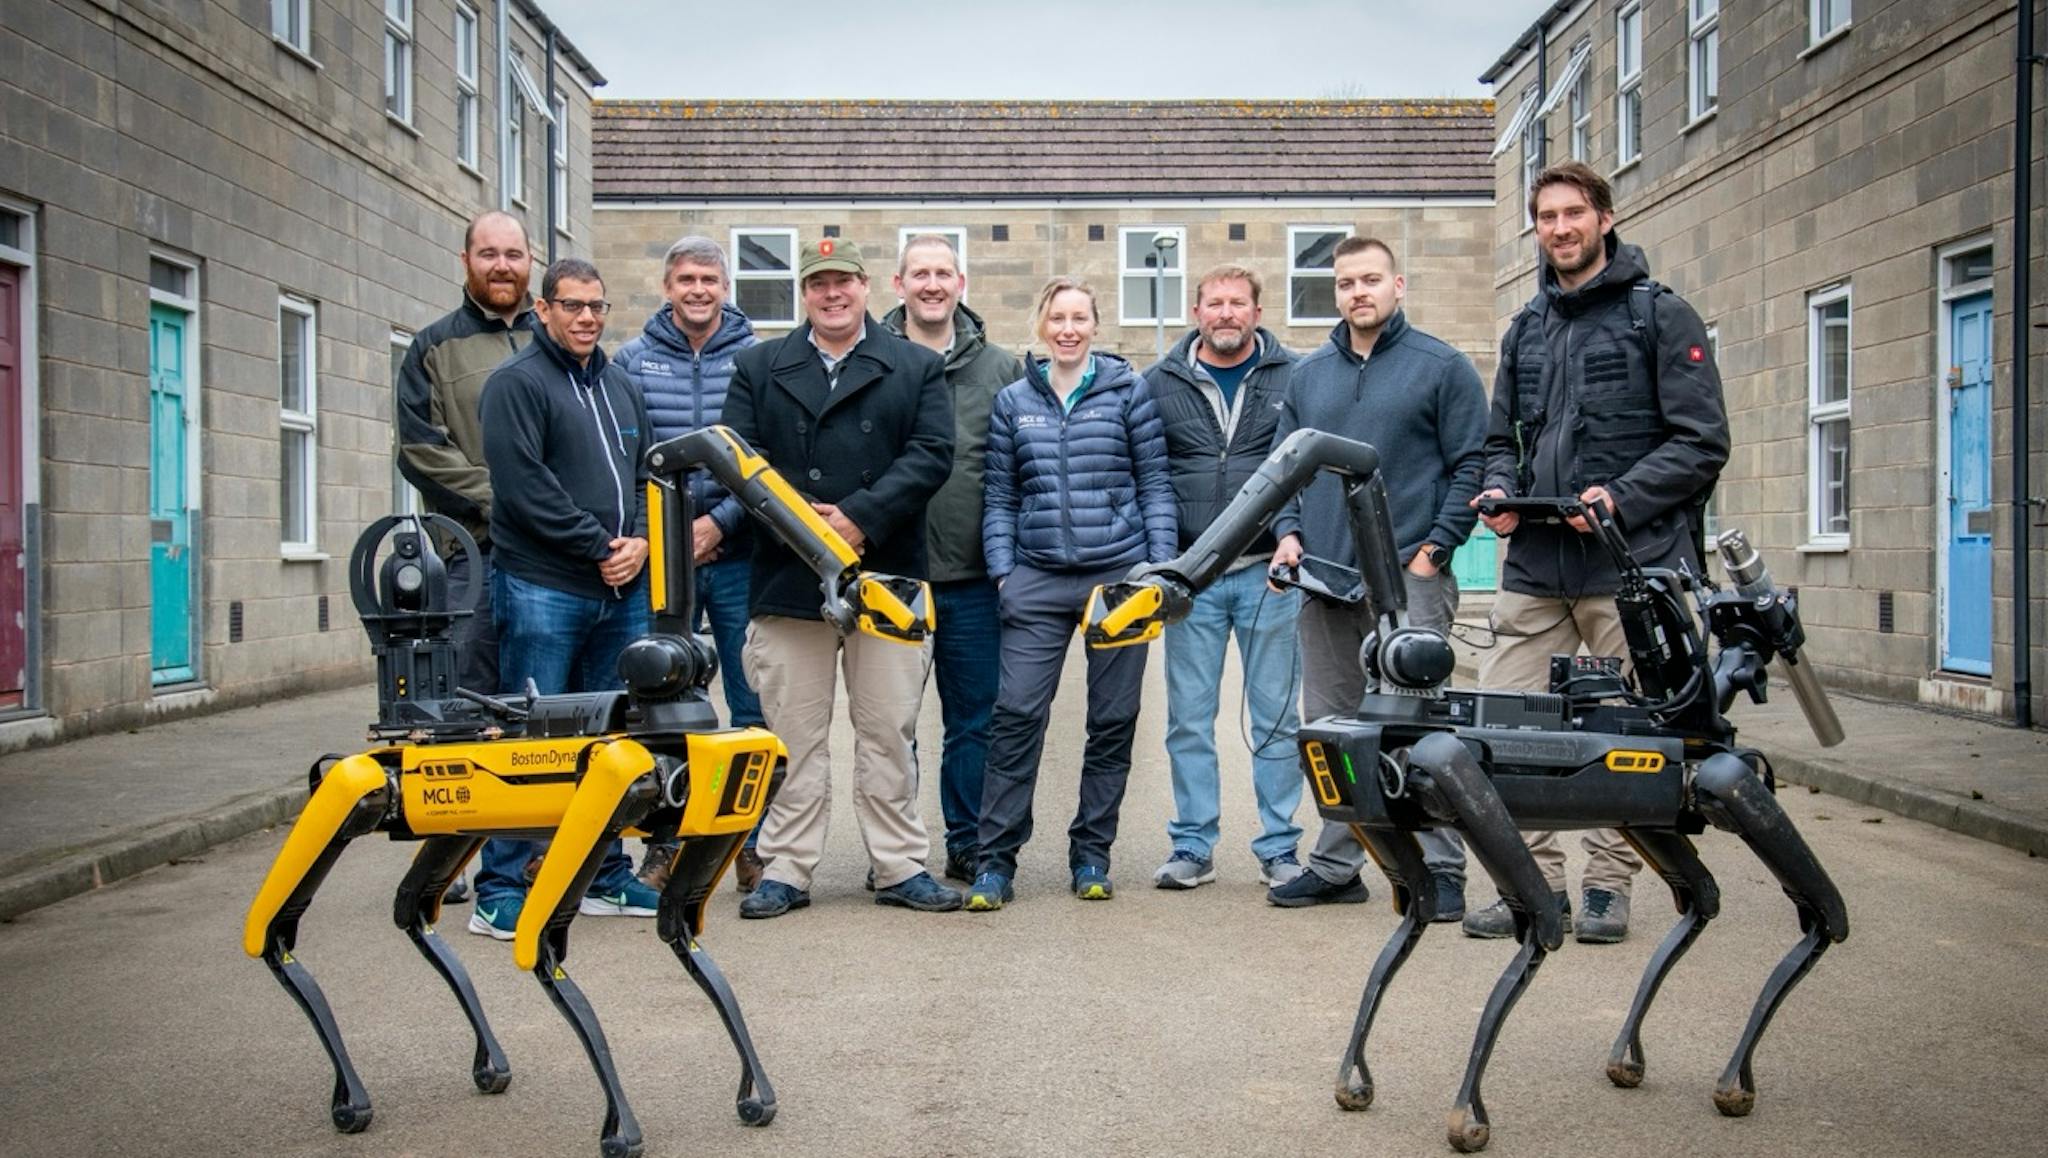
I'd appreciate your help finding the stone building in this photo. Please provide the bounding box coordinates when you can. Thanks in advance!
[1482,0,2046,720]
[0,0,602,748]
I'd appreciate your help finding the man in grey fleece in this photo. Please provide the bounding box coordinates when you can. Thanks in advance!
[1266,236,1488,916]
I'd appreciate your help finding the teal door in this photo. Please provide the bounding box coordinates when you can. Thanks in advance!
[149,304,194,685]
[1942,291,1993,675]
[1451,525,1498,592]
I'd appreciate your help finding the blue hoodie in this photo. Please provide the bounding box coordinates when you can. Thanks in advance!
[616,302,759,544]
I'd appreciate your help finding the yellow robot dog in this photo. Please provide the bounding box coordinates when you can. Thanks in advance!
[243,427,932,1158]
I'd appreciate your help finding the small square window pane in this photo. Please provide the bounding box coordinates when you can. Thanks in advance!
[1950,249,1993,284]
[738,234,791,273]
[281,435,308,540]
[1125,231,1180,271]
[1291,276,1336,321]
[735,279,793,324]
[1294,231,1340,271]
[1819,420,1850,534]
[149,259,188,297]
[280,317,306,412]
[0,213,21,250]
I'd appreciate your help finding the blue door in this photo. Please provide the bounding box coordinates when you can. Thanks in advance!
[1451,525,1498,593]
[1942,292,1992,676]
[150,304,194,685]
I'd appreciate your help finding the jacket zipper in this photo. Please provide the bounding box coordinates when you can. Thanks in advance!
[577,374,630,597]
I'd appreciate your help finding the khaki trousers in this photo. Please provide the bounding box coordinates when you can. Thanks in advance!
[743,615,933,892]
[1478,590,1644,896]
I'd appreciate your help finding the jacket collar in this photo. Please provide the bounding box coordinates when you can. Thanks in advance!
[767,317,895,417]
[644,301,754,358]
[882,302,989,372]
[1160,326,1289,382]
[532,326,609,387]
[1322,308,1410,365]
[462,289,536,331]
[1538,230,1653,316]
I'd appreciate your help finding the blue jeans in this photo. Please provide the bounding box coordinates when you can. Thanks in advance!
[475,568,650,907]
[1163,564,1304,863]
[929,577,1000,858]
[695,558,763,727]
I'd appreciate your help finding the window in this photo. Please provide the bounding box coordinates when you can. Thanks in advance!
[1617,1,1643,165]
[454,4,479,169]
[732,228,798,326]
[391,330,420,516]
[1119,226,1186,326]
[278,296,319,553]
[507,88,526,205]
[1807,287,1851,544]
[1287,227,1345,325]
[1520,85,1544,230]
[551,90,570,236]
[1532,38,1595,164]
[1569,65,1593,161]
[270,0,310,55]
[383,0,412,123]
[1689,0,1720,122]
[1810,0,1851,46]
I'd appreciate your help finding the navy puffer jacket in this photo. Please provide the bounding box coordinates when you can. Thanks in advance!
[615,302,758,543]
[982,352,1176,578]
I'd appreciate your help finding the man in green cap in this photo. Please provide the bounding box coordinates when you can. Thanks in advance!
[722,236,959,918]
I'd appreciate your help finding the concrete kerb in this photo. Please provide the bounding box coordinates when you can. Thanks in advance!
[1765,751,2046,858]
[0,783,308,922]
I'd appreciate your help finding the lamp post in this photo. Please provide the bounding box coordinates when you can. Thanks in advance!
[1151,232,1179,362]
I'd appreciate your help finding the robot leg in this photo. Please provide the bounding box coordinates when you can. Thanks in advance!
[393,834,512,1094]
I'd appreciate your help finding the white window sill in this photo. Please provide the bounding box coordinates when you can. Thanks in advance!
[1289,317,1340,328]
[458,161,484,181]
[1796,540,1850,554]
[1610,157,1641,180]
[386,112,420,138]
[1799,23,1853,61]
[510,196,528,211]
[280,549,331,563]
[274,38,321,71]
[1681,108,1718,136]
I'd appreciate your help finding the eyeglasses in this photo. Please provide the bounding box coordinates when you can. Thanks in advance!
[547,298,611,317]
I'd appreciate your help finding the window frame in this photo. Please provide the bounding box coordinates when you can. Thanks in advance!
[390,329,421,517]
[1616,0,1644,166]
[730,227,800,328]
[1688,0,1720,124]
[1809,0,1852,48]
[1519,83,1544,232]
[1286,226,1347,327]
[1117,225,1188,328]
[454,3,479,171]
[383,0,413,126]
[270,0,311,57]
[551,90,570,238]
[1806,284,1852,547]
[278,294,320,556]
[507,86,527,207]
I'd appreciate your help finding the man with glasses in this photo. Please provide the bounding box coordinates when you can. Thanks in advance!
[467,257,660,940]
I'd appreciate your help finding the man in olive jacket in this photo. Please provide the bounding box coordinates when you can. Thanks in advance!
[722,238,959,918]
[883,234,1022,882]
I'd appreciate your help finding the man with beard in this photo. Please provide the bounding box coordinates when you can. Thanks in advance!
[882,234,1021,882]
[1465,161,1728,945]
[1141,264,1305,893]
[1266,237,1488,915]
[395,210,537,698]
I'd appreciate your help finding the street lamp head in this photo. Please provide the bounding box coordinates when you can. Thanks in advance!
[1153,234,1179,252]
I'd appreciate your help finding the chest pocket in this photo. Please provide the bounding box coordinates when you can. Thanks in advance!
[1575,337,1661,484]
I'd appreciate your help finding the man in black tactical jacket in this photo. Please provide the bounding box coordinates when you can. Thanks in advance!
[1467,161,1730,945]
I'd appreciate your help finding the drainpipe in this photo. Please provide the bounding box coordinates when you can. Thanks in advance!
[545,28,558,266]
[497,0,510,211]
[1536,24,1548,169]
[2018,1,2037,728]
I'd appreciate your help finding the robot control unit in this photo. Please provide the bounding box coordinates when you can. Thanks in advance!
[242,427,933,1158]
[1084,428,1849,1153]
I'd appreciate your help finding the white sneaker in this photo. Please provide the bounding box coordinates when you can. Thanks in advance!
[1154,851,1217,889]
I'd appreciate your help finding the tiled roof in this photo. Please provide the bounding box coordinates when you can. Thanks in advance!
[593,99,1495,201]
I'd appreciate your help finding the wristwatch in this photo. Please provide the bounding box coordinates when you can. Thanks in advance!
[1423,543,1451,571]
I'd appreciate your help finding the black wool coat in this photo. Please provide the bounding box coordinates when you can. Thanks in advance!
[721,318,954,620]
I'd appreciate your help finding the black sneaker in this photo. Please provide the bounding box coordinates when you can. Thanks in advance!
[1461,892,1571,939]
[1576,888,1631,943]
[739,880,810,919]
[942,847,978,883]
[874,871,963,912]
[1267,871,1370,908]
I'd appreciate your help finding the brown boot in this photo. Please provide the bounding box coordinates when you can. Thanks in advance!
[735,847,765,894]
[637,842,677,893]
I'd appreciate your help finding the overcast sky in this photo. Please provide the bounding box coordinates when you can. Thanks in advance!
[547,0,1541,101]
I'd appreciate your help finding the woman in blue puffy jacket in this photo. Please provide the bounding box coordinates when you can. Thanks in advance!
[967,277,1176,911]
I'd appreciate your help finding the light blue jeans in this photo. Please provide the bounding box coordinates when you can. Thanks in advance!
[1162,564,1304,863]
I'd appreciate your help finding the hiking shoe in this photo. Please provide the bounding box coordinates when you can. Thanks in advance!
[466,894,523,941]
[1576,888,1631,943]
[442,875,471,905]
[637,842,677,892]
[1071,865,1114,900]
[942,847,978,884]
[965,871,1013,912]
[1153,850,1217,890]
[1430,875,1466,923]
[734,847,765,894]
[874,871,963,912]
[1461,892,1571,939]
[1267,871,1369,907]
[739,880,810,919]
[1259,852,1306,887]
[581,877,661,917]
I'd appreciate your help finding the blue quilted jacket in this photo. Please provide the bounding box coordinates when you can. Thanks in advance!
[615,303,758,541]
[982,352,1176,578]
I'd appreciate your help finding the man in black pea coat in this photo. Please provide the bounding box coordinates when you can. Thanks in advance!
[720,238,960,918]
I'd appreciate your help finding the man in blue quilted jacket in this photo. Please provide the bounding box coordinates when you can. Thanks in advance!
[615,236,766,892]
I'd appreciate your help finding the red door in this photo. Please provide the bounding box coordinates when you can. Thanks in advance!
[0,265,24,707]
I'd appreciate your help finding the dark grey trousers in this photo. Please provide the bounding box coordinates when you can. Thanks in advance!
[977,563,1149,879]
[1300,568,1468,887]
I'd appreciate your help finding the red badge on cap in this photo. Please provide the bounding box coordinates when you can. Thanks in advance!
[1688,345,1705,363]
[819,239,835,257]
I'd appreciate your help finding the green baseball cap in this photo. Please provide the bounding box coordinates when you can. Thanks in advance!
[799,236,866,280]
